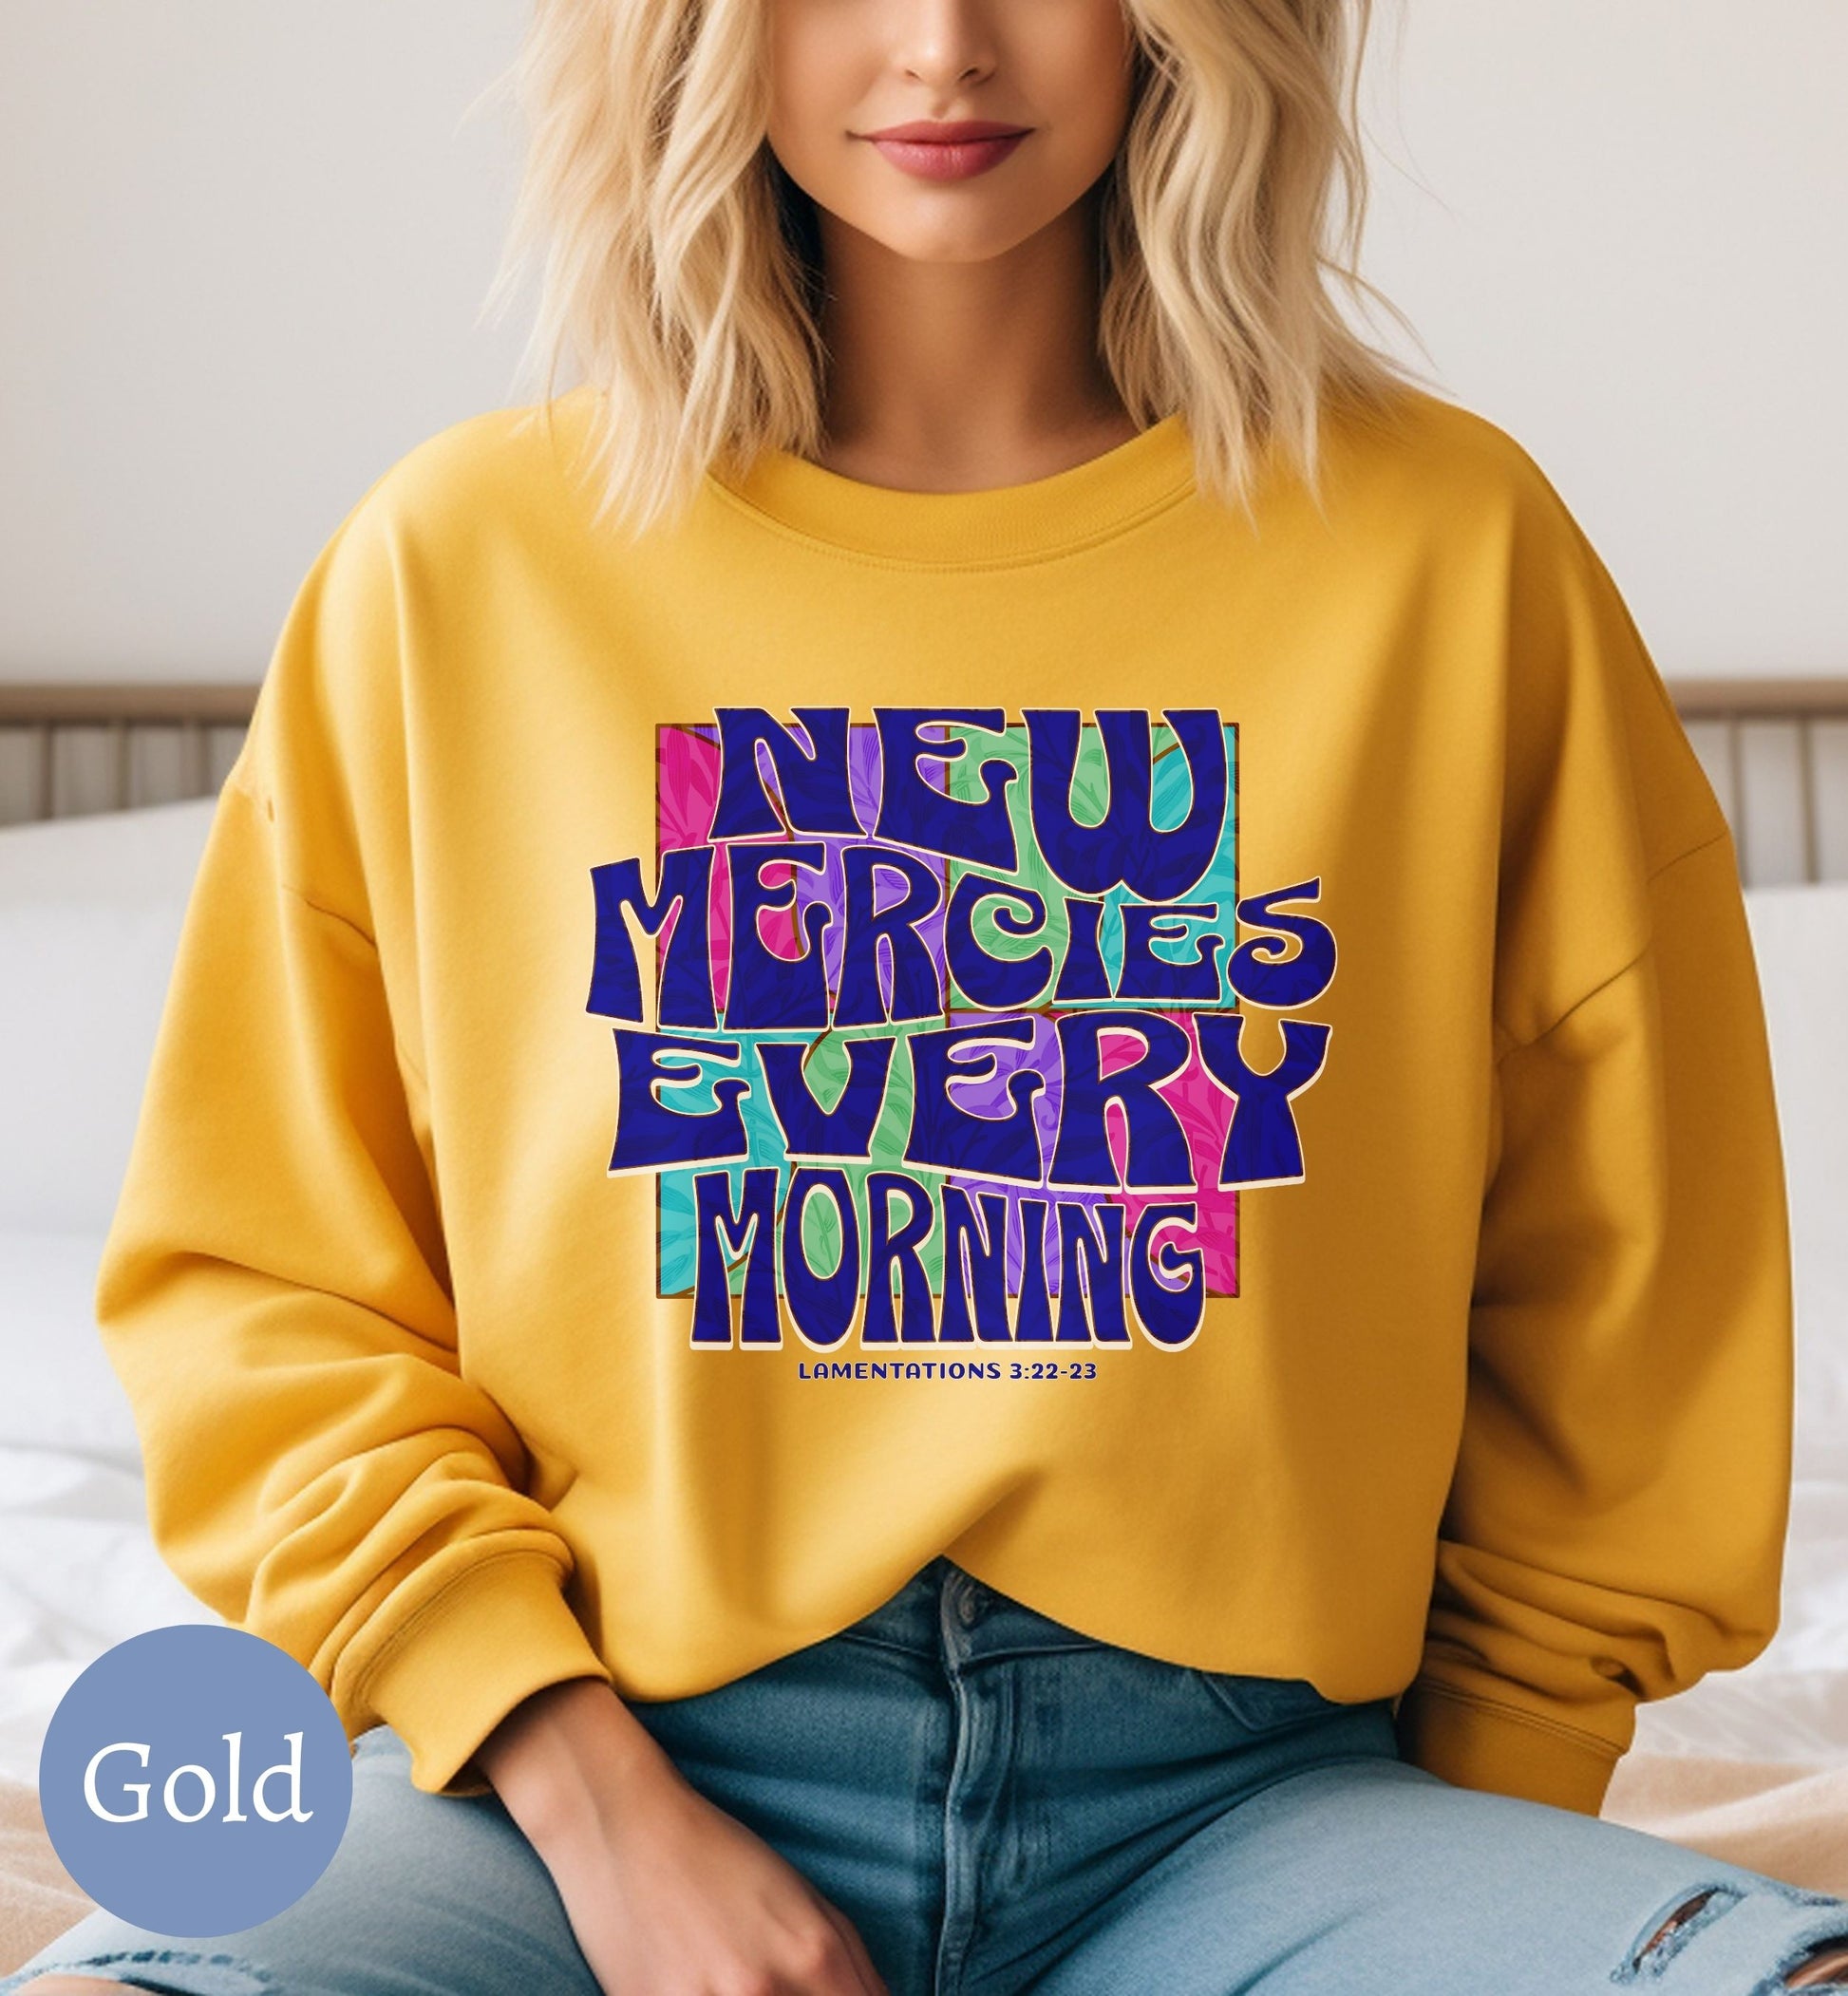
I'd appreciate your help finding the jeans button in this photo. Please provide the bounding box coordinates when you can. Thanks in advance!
[954,1579,984,1627]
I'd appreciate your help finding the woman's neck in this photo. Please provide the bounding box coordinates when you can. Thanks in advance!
[808,187,1139,491]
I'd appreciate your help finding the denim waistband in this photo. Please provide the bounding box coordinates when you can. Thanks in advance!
[838,1554,1117,1664]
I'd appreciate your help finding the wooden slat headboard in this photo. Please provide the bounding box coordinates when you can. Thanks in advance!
[0,684,257,830]
[1652,679,1848,889]
[3,677,1846,890]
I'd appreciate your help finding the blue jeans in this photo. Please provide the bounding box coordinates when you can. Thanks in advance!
[8,1553,1847,1995]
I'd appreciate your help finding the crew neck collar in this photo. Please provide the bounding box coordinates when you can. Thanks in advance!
[706,411,1197,567]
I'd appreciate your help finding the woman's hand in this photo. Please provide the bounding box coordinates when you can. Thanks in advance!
[478,1676,891,1996]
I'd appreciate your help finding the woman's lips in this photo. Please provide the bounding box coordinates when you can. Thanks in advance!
[864,130,1029,182]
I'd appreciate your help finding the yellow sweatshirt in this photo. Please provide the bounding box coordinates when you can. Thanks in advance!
[95,384,1792,1819]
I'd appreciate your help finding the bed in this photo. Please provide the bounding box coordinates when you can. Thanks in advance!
[0,678,1844,1969]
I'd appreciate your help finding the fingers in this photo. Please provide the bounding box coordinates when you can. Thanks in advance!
[812,1893,892,1996]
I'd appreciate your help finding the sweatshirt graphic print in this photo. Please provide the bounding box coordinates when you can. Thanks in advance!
[587,706,1336,1351]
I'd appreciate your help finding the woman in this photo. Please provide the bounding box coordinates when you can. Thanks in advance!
[9,0,1848,1991]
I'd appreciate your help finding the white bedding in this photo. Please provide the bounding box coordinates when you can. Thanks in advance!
[0,1231,218,1789]
[0,799,1842,1790]
[0,1447,218,1789]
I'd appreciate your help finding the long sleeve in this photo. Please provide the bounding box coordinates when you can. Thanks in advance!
[93,485,613,1799]
[1394,470,1795,1816]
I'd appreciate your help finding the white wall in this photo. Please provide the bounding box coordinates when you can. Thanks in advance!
[0,0,531,680]
[1,0,1843,683]
[1356,0,1848,679]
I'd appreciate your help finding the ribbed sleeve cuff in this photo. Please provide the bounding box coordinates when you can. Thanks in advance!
[1393,1679,1622,1817]
[354,1550,614,1799]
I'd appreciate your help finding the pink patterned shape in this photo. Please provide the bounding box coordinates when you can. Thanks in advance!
[1119,1012,1239,1295]
[657,725,729,1008]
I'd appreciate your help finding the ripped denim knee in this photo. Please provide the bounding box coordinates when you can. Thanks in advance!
[0,1944,277,1995]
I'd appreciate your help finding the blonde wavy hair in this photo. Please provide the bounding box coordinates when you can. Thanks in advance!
[484,0,1418,537]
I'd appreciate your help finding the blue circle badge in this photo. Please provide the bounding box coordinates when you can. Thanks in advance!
[39,1625,353,1936]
